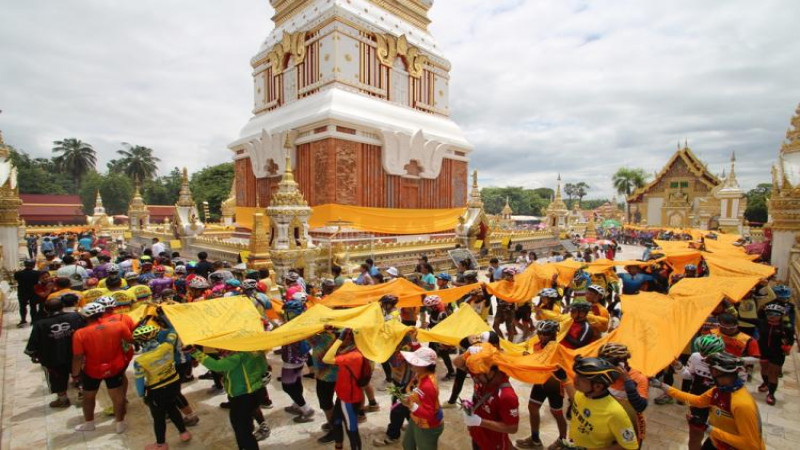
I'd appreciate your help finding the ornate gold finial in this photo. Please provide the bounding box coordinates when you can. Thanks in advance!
[129,181,147,211]
[467,169,483,208]
[95,190,103,208]
[176,167,195,207]
[268,134,307,207]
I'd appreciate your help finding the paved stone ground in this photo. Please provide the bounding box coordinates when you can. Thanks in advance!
[2,244,800,449]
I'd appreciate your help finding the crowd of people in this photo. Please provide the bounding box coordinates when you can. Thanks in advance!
[13,229,789,450]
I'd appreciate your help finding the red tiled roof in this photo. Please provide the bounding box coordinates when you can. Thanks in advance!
[20,194,86,224]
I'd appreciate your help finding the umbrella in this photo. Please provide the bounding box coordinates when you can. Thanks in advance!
[580,238,597,243]
[601,219,621,228]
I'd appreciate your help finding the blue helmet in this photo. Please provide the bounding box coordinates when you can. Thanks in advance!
[773,285,792,299]
[435,273,452,282]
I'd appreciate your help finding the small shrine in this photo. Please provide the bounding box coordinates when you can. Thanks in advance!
[87,191,114,227]
[173,168,205,238]
[545,175,569,231]
[128,183,150,231]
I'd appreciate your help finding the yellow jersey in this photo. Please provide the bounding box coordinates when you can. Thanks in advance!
[569,391,638,449]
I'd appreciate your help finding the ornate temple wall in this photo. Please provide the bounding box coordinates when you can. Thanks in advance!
[235,139,467,209]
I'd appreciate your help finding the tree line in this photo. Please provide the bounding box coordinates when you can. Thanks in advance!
[9,138,233,221]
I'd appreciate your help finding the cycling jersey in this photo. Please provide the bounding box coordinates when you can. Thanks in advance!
[569,391,638,449]
[712,330,760,358]
[134,333,179,393]
[668,385,765,450]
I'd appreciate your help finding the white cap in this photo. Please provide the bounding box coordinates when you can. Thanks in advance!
[387,267,399,277]
[401,347,438,367]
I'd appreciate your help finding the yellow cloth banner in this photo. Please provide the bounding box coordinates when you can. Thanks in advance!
[233,206,267,231]
[308,204,466,234]
[669,276,761,303]
[703,253,775,279]
[320,279,426,307]
[161,296,264,345]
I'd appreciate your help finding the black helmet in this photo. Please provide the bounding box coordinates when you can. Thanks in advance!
[570,301,592,312]
[379,294,399,304]
[535,320,560,336]
[705,352,744,374]
[573,356,620,386]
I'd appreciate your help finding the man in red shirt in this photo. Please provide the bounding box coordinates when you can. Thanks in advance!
[456,343,519,450]
[71,302,133,433]
[560,301,596,350]
[322,328,366,449]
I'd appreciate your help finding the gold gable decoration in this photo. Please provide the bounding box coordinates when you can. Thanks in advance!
[628,144,720,201]
[265,31,307,75]
[375,33,429,78]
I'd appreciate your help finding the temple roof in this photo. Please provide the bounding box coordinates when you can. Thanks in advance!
[20,194,85,224]
[628,145,721,202]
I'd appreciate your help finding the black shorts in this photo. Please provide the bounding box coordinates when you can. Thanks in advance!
[316,379,336,411]
[761,352,786,367]
[529,377,564,410]
[494,302,515,322]
[82,370,125,391]
[688,406,709,426]
[45,364,71,394]
[515,304,532,322]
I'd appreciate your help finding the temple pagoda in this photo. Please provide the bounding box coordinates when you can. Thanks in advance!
[228,0,471,218]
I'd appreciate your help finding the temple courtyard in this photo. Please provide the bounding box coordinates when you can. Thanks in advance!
[1,246,798,449]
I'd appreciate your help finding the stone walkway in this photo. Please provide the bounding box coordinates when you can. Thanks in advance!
[2,247,800,448]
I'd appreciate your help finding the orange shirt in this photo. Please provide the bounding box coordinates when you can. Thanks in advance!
[73,320,133,379]
[712,330,761,358]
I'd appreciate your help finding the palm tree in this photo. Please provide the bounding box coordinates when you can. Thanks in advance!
[564,183,577,208]
[575,181,590,207]
[612,168,649,222]
[116,143,161,184]
[52,138,97,190]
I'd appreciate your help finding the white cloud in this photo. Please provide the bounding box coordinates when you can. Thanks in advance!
[1,0,798,198]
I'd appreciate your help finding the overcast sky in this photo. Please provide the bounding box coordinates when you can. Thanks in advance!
[1,0,799,198]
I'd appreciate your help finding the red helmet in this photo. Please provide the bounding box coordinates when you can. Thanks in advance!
[256,281,268,293]
[154,266,167,274]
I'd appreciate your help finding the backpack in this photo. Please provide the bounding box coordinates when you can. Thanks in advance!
[345,355,373,388]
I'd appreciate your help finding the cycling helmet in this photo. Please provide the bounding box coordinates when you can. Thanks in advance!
[95,296,117,309]
[133,324,160,342]
[107,263,121,273]
[598,342,631,363]
[285,272,300,282]
[587,284,606,297]
[694,334,725,357]
[570,301,592,312]
[321,279,335,288]
[705,352,744,374]
[225,279,241,288]
[124,271,139,280]
[535,320,560,335]
[423,295,442,307]
[142,261,154,269]
[186,261,197,269]
[256,281,268,293]
[539,288,559,299]
[80,302,106,318]
[283,299,305,317]
[241,279,258,291]
[208,272,225,283]
[684,264,697,272]
[501,267,516,276]
[764,303,786,316]
[189,276,210,289]
[379,294,399,304]
[174,266,187,274]
[154,265,166,274]
[773,285,792,299]
[572,356,620,386]
[291,292,308,302]
[435,273,452,282]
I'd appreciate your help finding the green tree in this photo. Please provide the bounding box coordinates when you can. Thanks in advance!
[52,138,97,189]
[612,168,649,221]
[744,183,771,224]
[574,181,590,206]
[116,143,161,183]
[190,163,234,221]
[564,183,577,208]
[481,186,555,216]
[143,167,182,205]
[9,148,74,194]
[79,172,133,215]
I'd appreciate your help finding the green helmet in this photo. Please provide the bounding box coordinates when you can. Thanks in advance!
[694,334,725,357]
[133,324,160,342]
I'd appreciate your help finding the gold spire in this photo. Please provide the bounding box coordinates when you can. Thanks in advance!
[95,190,103,208]
[268,134,308,207]
[547,174,568,213]
[176,167,195,207]
[129,182,147,211]
[467,169,483,208]
[781,103,800,155]
[501,196,513,216]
